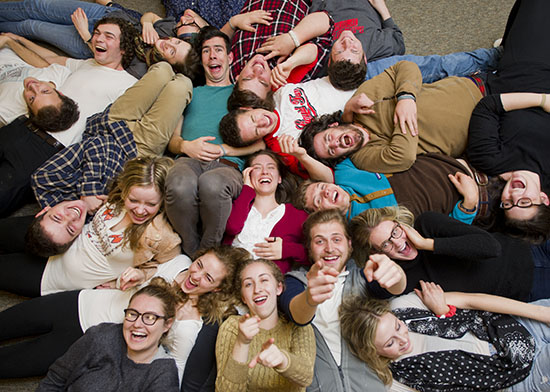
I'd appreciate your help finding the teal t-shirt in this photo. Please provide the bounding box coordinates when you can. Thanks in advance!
[181,84,244,170]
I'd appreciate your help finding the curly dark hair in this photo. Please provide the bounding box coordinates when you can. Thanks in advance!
[227,85,275,112]
[298,111,346,168]
[327,57,367,90]
[28,92,80,132]
[93,16,139,69]
[475,176,550,244]
[25,214,76,257]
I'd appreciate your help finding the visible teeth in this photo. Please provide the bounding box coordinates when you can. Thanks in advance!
[259,178,271,184]
[324,256,338,261]
[332,191,337,202]
[132,332,146,337]
[69,207,81,217]
[399,243,406,252]
[95,46,106,53]
[254,296,267,303]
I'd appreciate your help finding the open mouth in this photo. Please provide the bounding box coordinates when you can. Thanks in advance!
[511,180,525,189]
[340,134,353,147]
[68,206,82,218]
[323,255,339,265]
[184,276,198,291]
[259,177,272,184]
[253,296,267,306]
[130,331,148,342]
[95,45,107,53]
[332,190,339,203]
[209,64,221,73]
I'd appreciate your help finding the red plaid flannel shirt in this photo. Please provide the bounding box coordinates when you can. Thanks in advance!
[230,0,334,83]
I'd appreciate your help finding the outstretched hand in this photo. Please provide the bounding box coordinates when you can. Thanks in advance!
[305,261,339,306]
[364,254,404,292]
[230,10,272,33]
[71,8,91,42]
[237,313,261,344]
[248,338,288,369]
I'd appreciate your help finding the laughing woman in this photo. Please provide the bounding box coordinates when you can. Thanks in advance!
[350,206,550,302]
[0,156,181,297]
[215,259,315,391]
[223,150,309,274]
[339,281,550,391]
[37,278,180,391]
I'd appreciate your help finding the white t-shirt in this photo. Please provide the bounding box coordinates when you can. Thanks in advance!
[0,47,71,127]
[273,76,355,140]
[78,254,192,331]
[41,204,135,295]
[313,269,350,367]
[231,204,285,258]
[55,58,136,146]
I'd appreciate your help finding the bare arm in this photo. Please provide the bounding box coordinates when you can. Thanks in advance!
[0,35,50,68]
[140,12,163,44]
[1,33,67,66]
[292,11,331,47]
[501,92,550,112]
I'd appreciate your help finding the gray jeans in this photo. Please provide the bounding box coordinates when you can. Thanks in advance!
[165,157,242,257]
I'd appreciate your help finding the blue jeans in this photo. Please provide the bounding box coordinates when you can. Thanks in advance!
[366,47,502,83]
[508,298,550,392]
[0,0,110,58]
[529,240,550,301]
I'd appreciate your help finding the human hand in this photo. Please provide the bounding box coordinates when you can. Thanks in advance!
[393,98,418,136]
[237,313,261,344]
[253,237,283,260]
[177,296,201,321]
[95,279,116,289]
[270,61,292,89]
[278,134,306,158]
[414,280,450,316]
[363,253,404,289]
[119,267,146,291]
[0,34,10,48]
[345,93,376,116]
[71,8,90,42]
[81,194,107,215]
[230,10,272,33]
[182,9,209,29]
[141,22,159,45]
[242,167,254,187]
[183,136,223,161]
[257,33,296,61]
[248,338,288,369]
[400,224,433,251]
[540,93,550,113]
[448,172,478,211]
[305,261,339,306]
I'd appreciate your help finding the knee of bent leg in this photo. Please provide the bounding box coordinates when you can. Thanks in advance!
[198,170,240,200]
[165,168,198,205]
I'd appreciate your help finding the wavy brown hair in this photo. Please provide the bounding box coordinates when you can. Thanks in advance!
[177,246,252,324]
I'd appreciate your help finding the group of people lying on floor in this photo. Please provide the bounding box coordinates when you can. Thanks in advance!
[0,0,549,390]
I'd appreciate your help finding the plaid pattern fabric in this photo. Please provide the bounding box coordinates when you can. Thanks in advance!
[31,106,137,208]
[230,0,333,82]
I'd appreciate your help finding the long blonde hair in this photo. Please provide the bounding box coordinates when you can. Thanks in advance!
[350,206,414,263]
[339,295,393,385]
[107,156,174,250]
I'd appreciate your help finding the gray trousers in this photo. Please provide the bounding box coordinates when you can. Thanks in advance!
[165,157,242,257]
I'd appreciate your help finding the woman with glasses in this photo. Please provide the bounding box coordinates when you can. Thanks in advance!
[466,0,550,244]
[37,277,180,391]
[349,205,550,302]
[0,246,250,388]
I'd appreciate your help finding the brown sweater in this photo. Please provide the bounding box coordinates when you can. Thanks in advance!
[215,315,315,391]
[351,61,483,173]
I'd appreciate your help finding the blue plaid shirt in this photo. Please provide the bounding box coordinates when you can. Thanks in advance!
[31,105,137,208]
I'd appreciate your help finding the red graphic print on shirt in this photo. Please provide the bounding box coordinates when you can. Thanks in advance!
[289,87,318,130]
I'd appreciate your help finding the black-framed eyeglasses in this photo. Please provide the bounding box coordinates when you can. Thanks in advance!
[377,222,404,253]
[499,198,542,210]
[124,308,167,326]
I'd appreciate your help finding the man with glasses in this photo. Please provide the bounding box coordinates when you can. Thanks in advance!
[294,153,480,225]
[279,209,406,392]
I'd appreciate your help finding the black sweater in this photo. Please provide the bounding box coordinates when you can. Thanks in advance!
[398,212,533,301]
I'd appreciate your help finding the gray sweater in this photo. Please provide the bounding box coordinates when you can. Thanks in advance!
[37,323,179,392]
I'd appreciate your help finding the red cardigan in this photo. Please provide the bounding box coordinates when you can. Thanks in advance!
[223,185,310,274]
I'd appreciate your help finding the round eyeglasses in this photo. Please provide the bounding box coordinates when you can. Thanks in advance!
[500,198,542,210]
[124,308,167,326]
[377,222,404,253]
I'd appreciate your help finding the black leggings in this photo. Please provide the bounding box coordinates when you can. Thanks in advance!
[0,215,46,297]
[0,289,82,378]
